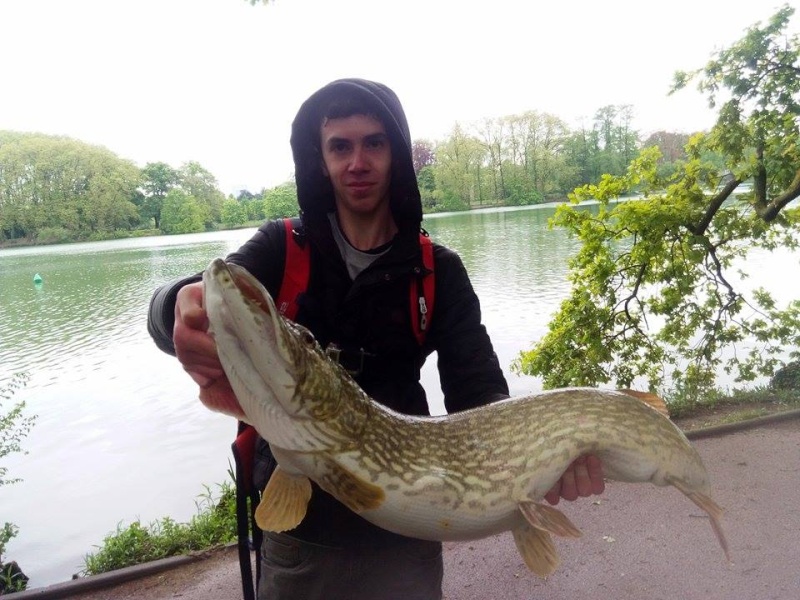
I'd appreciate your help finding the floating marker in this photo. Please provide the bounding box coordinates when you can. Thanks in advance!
[33,273,43,286]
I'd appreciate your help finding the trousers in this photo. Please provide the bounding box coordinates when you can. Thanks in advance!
[257,531,444,600]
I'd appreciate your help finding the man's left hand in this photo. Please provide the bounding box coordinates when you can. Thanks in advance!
[545,455,605,505]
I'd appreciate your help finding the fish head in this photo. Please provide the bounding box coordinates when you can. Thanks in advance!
[203,258,349,424]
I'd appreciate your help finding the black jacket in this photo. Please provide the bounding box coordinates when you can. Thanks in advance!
[147,78,508,546]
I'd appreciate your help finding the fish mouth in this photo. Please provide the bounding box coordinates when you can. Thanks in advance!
[204,258,296,400]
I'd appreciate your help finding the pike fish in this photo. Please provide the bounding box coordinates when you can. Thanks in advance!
[202,258,730,577]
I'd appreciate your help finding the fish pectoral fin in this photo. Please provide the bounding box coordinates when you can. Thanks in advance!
[255,466,312,533]
[666,476,731,562]
[318,457,385,514]
[518,501,582,538]
[512,523,560,578]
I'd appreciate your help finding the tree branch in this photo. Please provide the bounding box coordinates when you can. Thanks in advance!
[753,167,800,221]
[686,177,740,235]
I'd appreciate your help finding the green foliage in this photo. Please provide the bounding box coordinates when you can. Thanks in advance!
[515,6,800,406]
[417,166,437,210]
[0,133,142,243]
[0,524,19,566]
[1,374,36,590]
[159,189,208,235]
[33,227,74,246]
[424,106,635,209]
[0,374,35,491]
[771,361,800,390]
[179,162,225,228]
[0,551,28,594]
[0,135,234,245]
[82,481,237,575]
[263,182,299,219]
[140,162,180,229]
[221,198,249,228]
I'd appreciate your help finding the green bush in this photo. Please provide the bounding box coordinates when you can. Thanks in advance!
[35,227,73,245]
[82,481,237,575]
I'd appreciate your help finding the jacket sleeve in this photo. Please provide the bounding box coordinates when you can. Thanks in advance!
[146,219,287,356]
[430,246,510,413]
[147,274,202,355]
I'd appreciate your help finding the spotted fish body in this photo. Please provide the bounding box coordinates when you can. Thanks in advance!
[202,258,729,576]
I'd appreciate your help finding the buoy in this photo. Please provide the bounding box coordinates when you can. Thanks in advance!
[33,273,43,286]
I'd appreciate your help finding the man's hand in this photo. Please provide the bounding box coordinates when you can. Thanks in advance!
[173,281,225,388]
[545,455,605,505]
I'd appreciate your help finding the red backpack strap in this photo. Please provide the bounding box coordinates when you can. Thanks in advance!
[275,218,310,321]
[410,232,435,345]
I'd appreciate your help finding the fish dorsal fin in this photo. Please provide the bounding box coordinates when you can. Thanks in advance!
[619,388,670,417]
[255,466,312,532]
[317,457,385,514]
[518,501,582,538]
[512,523,560,578]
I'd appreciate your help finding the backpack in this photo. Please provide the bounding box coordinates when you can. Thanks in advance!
[232,217,435,600]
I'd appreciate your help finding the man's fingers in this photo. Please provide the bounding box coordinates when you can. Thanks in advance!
[586,454,605,495]
[175,282,209,330]
[546,455,605,505]
[179,302,209,331]
[559,462,579,501]
[545,480,561,505]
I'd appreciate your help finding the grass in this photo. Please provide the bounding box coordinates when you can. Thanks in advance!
[81,480,238,576]
[666,384,800,419]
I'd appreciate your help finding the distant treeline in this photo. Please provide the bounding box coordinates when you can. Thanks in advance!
[0,107,698,245]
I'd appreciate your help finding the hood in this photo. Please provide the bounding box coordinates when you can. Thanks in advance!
[290,78,422,231]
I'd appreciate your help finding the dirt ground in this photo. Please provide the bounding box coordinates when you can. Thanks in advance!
[26,409,800,600]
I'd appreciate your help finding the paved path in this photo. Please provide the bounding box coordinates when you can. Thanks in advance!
[21,418,800,599]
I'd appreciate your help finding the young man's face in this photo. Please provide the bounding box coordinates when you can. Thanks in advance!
[320,114,392,219]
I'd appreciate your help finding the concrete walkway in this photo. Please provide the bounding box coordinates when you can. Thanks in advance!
[14,414,800,600]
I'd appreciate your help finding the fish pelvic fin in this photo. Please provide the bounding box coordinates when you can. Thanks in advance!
[512,523,560,578]
[255,466,312,532]
[518,501,583,538]
[667,476,731,562]
[318,457,385,514]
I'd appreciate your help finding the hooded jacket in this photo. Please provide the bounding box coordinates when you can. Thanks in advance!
[291,78,422,231]
[147,78,509,547]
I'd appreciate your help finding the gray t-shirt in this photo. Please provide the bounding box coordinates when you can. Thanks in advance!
[328,212,392,280]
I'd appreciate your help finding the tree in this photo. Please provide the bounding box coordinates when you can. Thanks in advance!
[0,133,141,241]
[178,162,225,228]
[412,139,435,175]
[432,124,485,210]
[159,189,207,234]
[263,182,299,219]
[417,165,437,209]
[515,5,800,402]
[641,131,692,179]
[221,198,249,228]
[140,162,180,230]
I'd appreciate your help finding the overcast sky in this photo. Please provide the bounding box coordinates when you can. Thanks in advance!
[0,0,792,193]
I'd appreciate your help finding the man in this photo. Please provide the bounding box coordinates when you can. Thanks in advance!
[147,78,603,599]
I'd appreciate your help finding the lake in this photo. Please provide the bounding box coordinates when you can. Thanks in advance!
[0,205,796,587]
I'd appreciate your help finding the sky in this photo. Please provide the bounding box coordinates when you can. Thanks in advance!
[0,0,794,194]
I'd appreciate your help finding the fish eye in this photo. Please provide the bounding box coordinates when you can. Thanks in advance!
[295,326,315,346]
